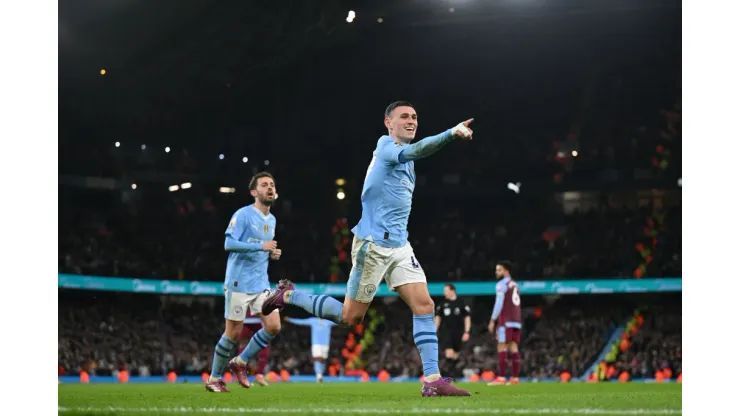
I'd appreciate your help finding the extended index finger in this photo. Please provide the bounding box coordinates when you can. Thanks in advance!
[462,118,474,127]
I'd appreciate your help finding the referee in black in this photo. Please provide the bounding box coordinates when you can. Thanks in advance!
[435,283,471,377]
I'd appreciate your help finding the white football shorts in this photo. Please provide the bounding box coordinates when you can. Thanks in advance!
[347,235,427,303]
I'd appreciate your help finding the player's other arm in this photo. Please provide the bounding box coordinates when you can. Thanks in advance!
[488,288,505,333]
[378,119,474,163]
[463,305,472,342]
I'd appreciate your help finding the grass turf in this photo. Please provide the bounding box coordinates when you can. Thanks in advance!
[58,382,682,415]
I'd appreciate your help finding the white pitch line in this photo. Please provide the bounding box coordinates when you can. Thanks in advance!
[58,407,681,415]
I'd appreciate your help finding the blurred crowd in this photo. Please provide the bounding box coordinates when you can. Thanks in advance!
[59,290,680,381]
[59,184,681,284]
[612,305,682,380]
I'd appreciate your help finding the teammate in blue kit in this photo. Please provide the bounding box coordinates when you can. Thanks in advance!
[206,172,292,393]
[263,101,473,396]
[285,317,337,382]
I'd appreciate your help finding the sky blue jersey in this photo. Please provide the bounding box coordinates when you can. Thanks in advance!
[351,130,454,248]
[286,317,337,346]
[224,204,276,293]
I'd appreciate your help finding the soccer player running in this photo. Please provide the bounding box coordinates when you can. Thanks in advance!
[263,101,473,396]
[206,172,290,393]
[434,284,472,378]
[284,317,337,383]
[237,314,271,386]
[487,260,522,386]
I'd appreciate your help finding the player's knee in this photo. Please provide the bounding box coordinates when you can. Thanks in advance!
[509,343,519,353]
[341,309,364,326]
[413,298,435,316]
[263,319,281,336]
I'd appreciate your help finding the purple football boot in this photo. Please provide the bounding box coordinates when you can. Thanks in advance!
[421,377,471,397]
[261,279,295,315]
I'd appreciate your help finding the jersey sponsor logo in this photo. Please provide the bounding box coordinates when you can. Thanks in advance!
[363,284,377,297]
[247,237,262,244]
[454,307,460,315]
[444,308,451,316]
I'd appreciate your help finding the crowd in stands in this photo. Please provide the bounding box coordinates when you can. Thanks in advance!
[611,305,681,380]
[59,290,679,381]
[59,183,682,284]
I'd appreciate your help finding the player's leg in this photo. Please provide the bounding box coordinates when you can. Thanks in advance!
[207,290,247,392]
[262,236,386,326]
[236,324,256,356]
[394,282,438,378]
[230,294,282,388]
[489,326,509,385]
[254,344,271,386]
[507,327,522,384]
[395,281,470,397]
[311,344,329,382]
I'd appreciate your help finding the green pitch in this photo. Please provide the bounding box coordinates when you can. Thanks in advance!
[58,382,682,416]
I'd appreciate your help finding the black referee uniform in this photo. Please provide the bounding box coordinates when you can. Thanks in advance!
[435,298,471,352]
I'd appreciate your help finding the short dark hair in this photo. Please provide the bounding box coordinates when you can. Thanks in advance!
[445,283,457,292]
[249,171,275,191]
[385,101,415,118]
[497,260,514,274]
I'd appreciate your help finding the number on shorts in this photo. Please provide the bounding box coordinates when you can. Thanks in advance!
[511,287,520,306]
[365,156,377,181]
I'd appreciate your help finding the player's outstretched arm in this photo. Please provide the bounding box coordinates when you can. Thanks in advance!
[397,119,474,163]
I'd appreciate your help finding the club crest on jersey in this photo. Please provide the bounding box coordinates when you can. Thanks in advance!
[364,284,377,296]
[264,224,269,234]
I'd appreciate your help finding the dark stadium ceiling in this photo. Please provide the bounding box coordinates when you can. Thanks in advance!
[59,0,680,146]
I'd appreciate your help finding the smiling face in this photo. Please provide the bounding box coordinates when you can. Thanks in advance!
[384,105,418,143]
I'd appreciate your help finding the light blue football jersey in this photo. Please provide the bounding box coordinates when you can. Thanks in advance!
[224,204,276,293]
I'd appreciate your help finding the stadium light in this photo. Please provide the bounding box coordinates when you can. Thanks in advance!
[114,141,120,148]
[507,182,521,194]
[377,17,384,23]
[677,178,682,187]
[100,69,107,76]
[572,150,579,157]
[141,144,147,150]
[219,154,225,160]
[337,189,346,200]
[165,146,171,153]
[335,178,346,186]
[181,182,192,190]
[449,8,456,13]
[264,160,270,166]
[346,10,355,23]
[131,184,137,190]
[242,157,248,163]
[219,187,236,194]
[169,185,180,192]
